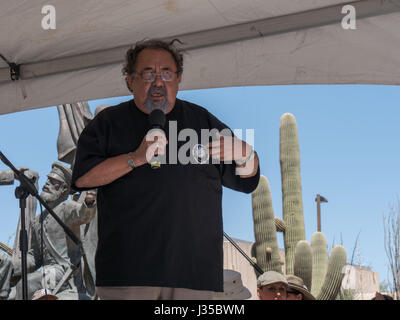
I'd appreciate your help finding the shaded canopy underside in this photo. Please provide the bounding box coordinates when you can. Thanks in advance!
[0,0,399,115]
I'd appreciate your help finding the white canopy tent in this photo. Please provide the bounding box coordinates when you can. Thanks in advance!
[0,0,399,115]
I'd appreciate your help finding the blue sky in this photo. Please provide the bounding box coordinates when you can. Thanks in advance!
[1,84,399,286]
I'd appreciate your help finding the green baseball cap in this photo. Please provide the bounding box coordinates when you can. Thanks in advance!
[257,271,288,288]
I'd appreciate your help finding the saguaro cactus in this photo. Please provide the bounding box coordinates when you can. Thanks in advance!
[251,175,282,274]
[294,240,313,290]
[250,112,347,300]
[311,232,329,297]
[316,245,347,300]
[292,237,347,300]
[280,113,305,274]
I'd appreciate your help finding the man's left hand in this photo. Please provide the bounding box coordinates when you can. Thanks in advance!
[206,131,253,163]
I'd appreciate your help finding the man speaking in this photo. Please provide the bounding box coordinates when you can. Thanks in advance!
[71,39,260,300]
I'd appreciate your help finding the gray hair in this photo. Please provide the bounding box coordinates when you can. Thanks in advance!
[122,39,185,92]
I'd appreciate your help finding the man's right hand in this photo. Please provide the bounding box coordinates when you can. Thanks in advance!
[75,130,168,189]
[132,129,168,166]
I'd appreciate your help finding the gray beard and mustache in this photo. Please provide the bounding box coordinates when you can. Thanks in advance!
[144,87,170,113]
[40,187,66,205]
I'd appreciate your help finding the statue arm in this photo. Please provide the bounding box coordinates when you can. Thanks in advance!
[0,170,14,185]
[66,197,97,227]
[0,168,39,186]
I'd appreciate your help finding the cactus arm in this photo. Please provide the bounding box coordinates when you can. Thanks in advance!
[294,240,313,290]
[311,232,329,296]
[252,175,282,274]
[316,246,347,300]
[274,217,286,232]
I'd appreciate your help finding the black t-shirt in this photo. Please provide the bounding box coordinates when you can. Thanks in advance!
[71,98,260,291]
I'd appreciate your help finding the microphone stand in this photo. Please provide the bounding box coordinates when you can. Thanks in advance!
[223,232,264,275]
[0,151,83,300]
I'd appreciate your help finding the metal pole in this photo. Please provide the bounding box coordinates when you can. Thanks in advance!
[223,232,264,275]
[16,188,28,300]
[317,194,321,232]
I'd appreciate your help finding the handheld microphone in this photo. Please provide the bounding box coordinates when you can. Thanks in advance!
[148,109,166,169]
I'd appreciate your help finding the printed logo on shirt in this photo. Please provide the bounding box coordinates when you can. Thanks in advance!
[192,144,209,164]
[143,121,256,174]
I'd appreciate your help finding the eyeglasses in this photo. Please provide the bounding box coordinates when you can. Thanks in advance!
[287,290,300,295]
[133,70,179,82]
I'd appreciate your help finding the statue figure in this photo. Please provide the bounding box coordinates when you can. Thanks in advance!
[0,162,96,300]
[71,104,109,288]
[0,252,13,299]
[1,168,38,299]
[1,101,107,300]
[0,169,39,268]
[56,103,109,288]
[57,101,93,165]
[94,104,110,117]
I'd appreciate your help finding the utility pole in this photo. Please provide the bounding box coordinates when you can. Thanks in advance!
[315,194,328,232]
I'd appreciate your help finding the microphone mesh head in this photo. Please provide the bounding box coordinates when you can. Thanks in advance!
[148,109,166,128]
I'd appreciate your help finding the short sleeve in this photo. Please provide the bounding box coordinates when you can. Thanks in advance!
[206,111,260,194]
[71,112,109,191]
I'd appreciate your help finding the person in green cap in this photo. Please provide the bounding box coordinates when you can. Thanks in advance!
[257,271,288,300]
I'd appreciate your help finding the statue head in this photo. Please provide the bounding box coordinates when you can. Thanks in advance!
[40,162,72,205]
[94,104,109,117]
